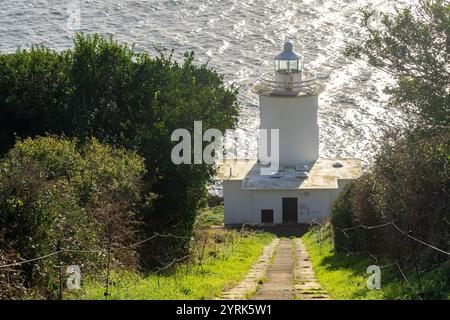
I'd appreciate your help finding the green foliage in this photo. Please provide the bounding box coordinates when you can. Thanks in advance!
[0,46,71,154]
[334,0,450,293]
[0,34,239,268]
[0,136,146,298]
[346,0,449,127]
[417,261,450,299]
[372,129,449,260]
[69,230,274,300]
[304,229,385,300]
[76,138,146,205]
[303,228,450,300]
[7,135,81,179]
[331,181,356,252]
[195,205,224,229]
[0,161,84,299]
[332,129,449,266]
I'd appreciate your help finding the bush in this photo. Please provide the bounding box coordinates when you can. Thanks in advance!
[331,128,449,267]
[373,128,449,263]
[331,181,360,253]
[0,231,27,299]
[0,34,239,267]
[0,136,145,298]
[0,47,71,154]
[0,160,86,298]
[333,1,449,298]
[331,181,353,252]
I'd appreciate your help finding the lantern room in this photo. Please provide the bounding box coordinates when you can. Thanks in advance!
[274,41,302,74]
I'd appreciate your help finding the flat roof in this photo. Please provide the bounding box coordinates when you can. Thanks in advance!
[216,158,361,190]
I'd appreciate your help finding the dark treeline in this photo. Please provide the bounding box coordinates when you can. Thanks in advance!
[0,34,239,298]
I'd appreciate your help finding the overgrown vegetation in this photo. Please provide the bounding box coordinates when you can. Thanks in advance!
[195,205,224,229]
[332,130,449,263]
[327,0,450,299]
[303,226,450,300]
[69,230,273,300]
[0,34,239,298]
[0,136,145,299]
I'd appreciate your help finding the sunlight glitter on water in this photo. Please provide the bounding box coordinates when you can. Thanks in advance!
[0,0,409,168]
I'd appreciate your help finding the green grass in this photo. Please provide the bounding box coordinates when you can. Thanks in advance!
[71,230,274,300]
[302,229,450,300]
[195,205,224,228]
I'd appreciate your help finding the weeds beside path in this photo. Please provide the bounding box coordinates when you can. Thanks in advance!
[302,228,450,300]
[71,230,274,300]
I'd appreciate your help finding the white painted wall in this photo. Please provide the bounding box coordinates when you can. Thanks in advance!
[223,182,336,225]
[297,189,333,223]
[259,94,319,166]
[223,180,251,225]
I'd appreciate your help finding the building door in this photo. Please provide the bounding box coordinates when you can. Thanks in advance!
[282,198,298,223]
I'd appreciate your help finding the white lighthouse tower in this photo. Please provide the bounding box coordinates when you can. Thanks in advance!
[218,41,361,227]
[253,40,325,166]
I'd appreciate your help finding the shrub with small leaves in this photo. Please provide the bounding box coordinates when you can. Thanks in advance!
[0,136,145,298]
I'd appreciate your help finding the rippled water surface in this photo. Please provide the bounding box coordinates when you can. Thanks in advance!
[1,0,408,164]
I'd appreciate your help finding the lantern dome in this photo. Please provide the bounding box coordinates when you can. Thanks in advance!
[274,41,302,73]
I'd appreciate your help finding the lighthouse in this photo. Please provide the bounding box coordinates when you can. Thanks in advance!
[218,41,361,226]
[253,40,325,166]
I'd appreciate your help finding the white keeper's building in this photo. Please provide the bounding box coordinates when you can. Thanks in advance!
[217,41,361,226]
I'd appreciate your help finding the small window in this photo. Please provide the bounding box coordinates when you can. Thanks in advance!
[261,209,274,223]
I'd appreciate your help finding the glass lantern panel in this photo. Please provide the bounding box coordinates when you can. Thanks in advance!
[275,59,299,73]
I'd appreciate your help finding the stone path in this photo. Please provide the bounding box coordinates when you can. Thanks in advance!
[220,238,280,300]
[252,238,295,300]
[220,237,328,300]
[293,238,329,300]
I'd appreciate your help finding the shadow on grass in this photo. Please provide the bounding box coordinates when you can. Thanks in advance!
[310,241,450,299]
